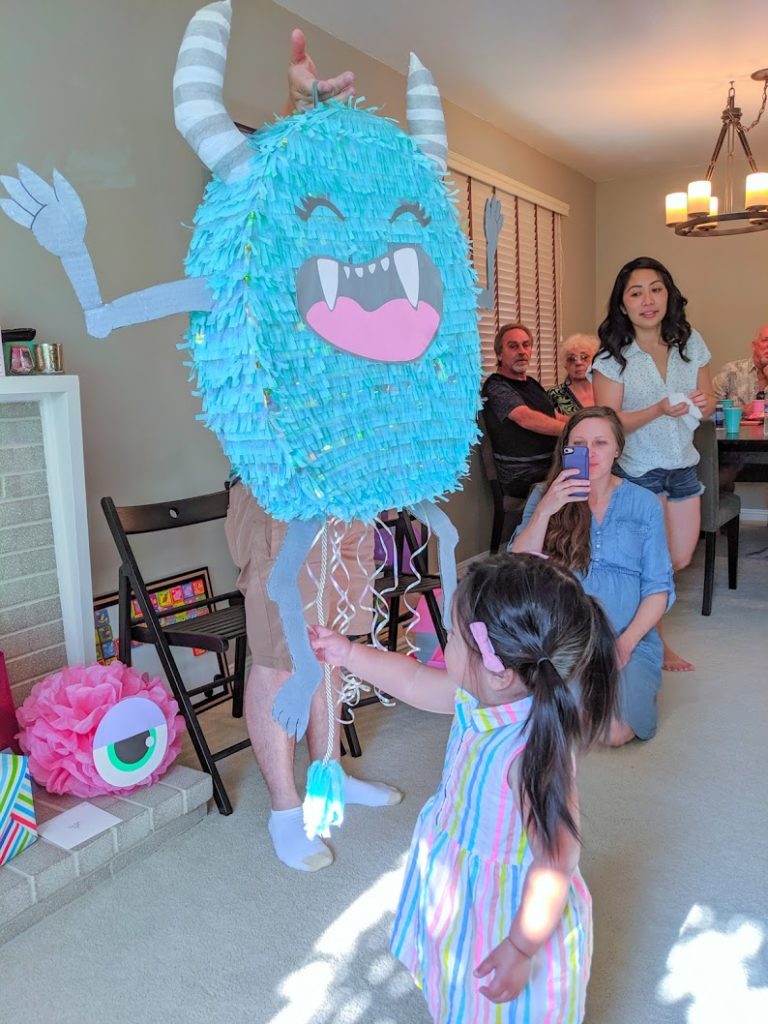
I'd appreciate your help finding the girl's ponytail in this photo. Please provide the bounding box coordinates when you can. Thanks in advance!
[518,656,581,855]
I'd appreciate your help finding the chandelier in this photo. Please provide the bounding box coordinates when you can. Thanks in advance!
[665,70,768,236]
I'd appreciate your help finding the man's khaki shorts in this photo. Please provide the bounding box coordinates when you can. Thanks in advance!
[224,483,374,671]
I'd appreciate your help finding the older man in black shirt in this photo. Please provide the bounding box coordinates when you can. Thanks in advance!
[481,322,568,497]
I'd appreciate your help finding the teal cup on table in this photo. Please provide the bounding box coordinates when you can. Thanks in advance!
[723,406,742,433]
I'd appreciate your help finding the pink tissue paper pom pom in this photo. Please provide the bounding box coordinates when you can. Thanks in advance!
[16,663,185,797]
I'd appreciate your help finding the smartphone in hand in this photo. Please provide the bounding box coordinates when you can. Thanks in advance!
[562,445,589,497]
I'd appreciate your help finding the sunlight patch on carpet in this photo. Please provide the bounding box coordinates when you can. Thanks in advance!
[657,903,768,1023]
[267,858,407,1024]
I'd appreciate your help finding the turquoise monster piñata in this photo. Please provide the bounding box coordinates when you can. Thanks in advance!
[0,0,502,834]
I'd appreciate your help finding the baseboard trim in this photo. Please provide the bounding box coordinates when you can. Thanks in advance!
[741,507,768,524]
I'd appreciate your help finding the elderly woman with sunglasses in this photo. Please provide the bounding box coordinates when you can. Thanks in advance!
[548,334,599,416]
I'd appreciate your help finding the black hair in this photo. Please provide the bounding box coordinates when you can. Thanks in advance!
[597,256,692,372]
[454,553,618,856]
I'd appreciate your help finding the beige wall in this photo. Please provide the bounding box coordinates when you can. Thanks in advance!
[1,0,596,589]
[596,168,768,510]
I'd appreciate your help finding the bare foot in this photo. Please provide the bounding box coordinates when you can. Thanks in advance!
[663,645,695,672]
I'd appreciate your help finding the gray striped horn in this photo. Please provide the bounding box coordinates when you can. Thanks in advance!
[406,54,448,174]
[173,0,254,183]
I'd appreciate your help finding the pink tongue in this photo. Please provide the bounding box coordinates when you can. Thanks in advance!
[305,297,440,362]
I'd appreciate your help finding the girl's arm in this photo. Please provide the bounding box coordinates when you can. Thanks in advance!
[475,786,582,1004]
[308,625,456,714]
[592,371,689,432]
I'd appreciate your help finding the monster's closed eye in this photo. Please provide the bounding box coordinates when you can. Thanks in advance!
[390,202,431,227]
[92,697,169,787]
[295,196,346,221]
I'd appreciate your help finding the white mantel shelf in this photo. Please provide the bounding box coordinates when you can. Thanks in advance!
[0,374,96,665]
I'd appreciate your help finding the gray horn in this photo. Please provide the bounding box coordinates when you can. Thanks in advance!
[406,54,448,173]
[173,0,253,183]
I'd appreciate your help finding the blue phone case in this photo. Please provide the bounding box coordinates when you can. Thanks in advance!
[563,445,589,495]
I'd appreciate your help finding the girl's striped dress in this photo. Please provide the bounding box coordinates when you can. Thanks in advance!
[391,689,592,1024]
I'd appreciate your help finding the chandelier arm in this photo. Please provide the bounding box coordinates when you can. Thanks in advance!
[704,121,730,180]
[734,123,760,174]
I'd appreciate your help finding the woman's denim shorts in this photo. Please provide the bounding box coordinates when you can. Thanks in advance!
[615,464,704,502]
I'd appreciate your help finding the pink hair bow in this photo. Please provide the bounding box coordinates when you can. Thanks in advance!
[469,621,505,674]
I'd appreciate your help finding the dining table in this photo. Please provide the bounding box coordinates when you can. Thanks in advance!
[717,419,768,481]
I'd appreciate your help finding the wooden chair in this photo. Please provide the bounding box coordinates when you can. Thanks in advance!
[101,491,249,815]
[693,420,741,616]
[477,412,526,553]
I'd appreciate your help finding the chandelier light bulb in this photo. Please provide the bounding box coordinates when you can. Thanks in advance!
[665,192,688,225]
[687,180,711,215]
[709,196,718,216]
[745,172,768,209]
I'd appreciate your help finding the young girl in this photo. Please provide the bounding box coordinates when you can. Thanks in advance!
[592,256,716,671]
[310,553,618,1022]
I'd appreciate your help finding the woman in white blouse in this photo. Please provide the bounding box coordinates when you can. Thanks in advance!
[592,257,716,672]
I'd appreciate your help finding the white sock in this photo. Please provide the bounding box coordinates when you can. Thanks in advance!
[344,772,403,807]
[268,807,333,872]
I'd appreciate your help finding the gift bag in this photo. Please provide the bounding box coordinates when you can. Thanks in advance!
[0,652,20,753]
[0,753,38,864]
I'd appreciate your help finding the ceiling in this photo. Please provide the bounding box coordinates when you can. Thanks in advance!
[275,0,768,182]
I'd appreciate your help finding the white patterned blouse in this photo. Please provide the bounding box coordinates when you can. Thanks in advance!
[592,328,711,477]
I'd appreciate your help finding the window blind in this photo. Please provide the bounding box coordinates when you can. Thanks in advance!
[449,168,563,387]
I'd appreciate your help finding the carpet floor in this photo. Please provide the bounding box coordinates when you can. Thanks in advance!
[2,526,767,1023]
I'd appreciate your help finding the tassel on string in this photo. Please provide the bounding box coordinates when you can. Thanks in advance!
[303,757,345,839]
[302,524,346,838]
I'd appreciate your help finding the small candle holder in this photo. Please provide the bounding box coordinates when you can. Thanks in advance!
[33,342,65,374]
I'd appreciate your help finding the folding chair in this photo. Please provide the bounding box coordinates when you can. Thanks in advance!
[101,491,249,815]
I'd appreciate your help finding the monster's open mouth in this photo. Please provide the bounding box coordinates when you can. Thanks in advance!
[295,244,443,362]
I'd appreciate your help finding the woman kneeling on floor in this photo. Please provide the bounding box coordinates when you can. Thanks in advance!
[511,406,674,744]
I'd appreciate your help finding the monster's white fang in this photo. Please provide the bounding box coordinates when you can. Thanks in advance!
[317,258,339,311]
[394,247,420,308]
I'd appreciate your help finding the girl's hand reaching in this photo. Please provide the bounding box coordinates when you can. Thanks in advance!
[308,624,354,667]
[475,937,534,1004]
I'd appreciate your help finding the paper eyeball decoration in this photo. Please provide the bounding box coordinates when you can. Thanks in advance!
[16,663,184,797]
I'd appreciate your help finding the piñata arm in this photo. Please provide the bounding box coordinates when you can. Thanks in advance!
[0,165,212,338]
[410,500,458,629]
[268,517,324,740]
[477,194,503,310]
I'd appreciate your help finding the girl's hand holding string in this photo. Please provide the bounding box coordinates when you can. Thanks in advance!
[474,936,533,1004]
[308,624,353,668]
